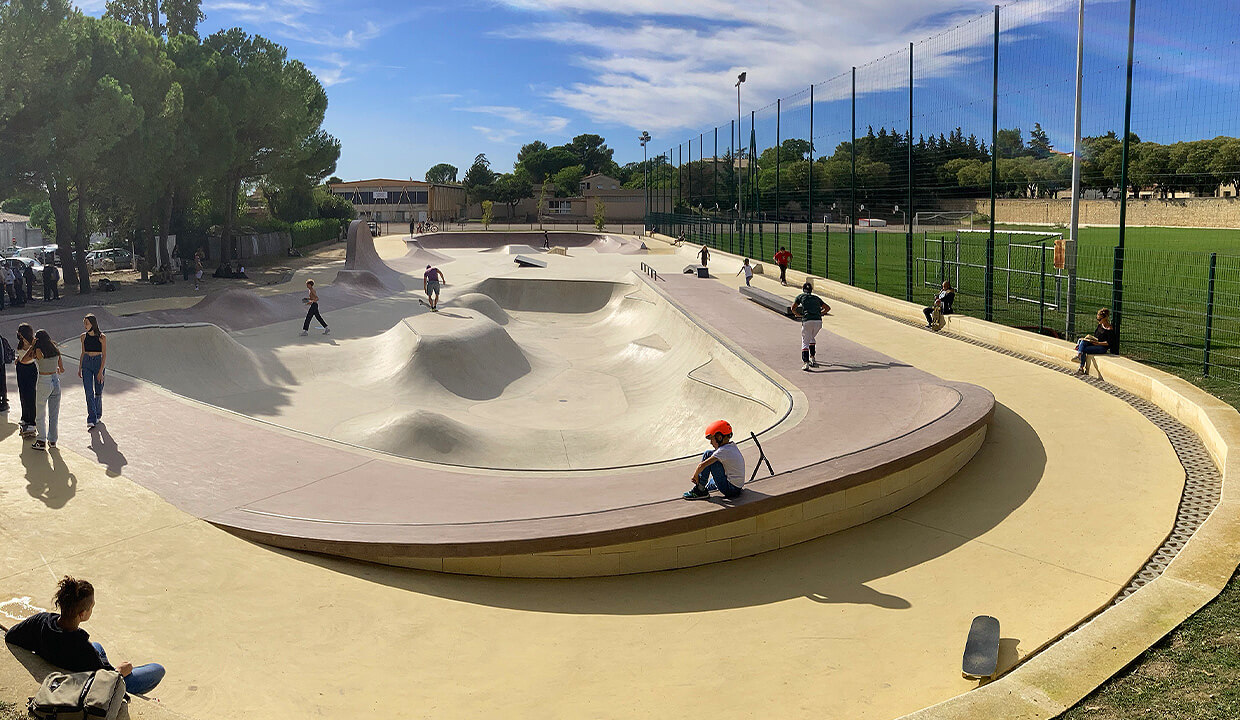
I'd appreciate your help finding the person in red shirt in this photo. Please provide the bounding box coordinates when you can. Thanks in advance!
[774,246,792,286]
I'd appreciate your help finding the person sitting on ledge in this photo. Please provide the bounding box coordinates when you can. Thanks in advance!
[235,263,248,279]
[5,576,166,695]
[1074,307,1116,375]
[683,420,746,501]
[923,280,955,329]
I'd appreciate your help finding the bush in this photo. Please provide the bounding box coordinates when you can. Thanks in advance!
[291,218,345,248]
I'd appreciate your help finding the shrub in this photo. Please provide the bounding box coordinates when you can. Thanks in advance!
[291,218,345,248]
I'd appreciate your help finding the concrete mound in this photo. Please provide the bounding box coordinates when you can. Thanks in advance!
[449,293,510,325]
[481,244,542,255]
[373,315,531,401]
[179,288,287,328]
[337,410,482,460]
[475,277,622,314]
[404,240,454,266]
[332,269,388,295]
[345,219,404,291]
[589,235,647,254]
[106,324,270,398]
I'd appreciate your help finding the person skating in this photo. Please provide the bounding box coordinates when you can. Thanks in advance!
[736,258,754,287]
[683,420,746,500]
[791,281,830,371]
[774,246,792,286]
[424,265,446,311]
[698,244,710,268]
[542,229,550,249]
[300,280,329,335]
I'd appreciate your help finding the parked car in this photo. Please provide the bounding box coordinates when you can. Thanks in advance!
[367,221,380,237]
[85,248,133,271]
[2,256,43,276]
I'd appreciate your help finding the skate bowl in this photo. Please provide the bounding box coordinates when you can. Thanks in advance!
[412,231,647,254]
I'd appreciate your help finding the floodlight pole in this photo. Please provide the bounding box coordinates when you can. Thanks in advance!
[1113,0,1137,354]
[736,72,746,249]
[1066,0,1085,337]
[640,131,651,232]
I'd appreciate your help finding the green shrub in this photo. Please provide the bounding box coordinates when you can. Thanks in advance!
[291,218,345,248]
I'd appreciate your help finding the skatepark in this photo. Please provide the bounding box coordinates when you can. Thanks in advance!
[1,222,1235,719]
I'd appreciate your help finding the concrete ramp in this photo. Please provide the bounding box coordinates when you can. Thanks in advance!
[345,219,404,291]
[404,240,454,266]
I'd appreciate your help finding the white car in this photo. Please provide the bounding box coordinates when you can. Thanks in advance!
[1,256,43,276]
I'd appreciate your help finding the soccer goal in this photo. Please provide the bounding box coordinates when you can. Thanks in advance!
[912,211,977,234]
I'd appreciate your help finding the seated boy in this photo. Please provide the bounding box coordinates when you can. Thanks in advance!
[683,420,746,500]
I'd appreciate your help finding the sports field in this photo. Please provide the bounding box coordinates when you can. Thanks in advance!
[661,215,1240,404]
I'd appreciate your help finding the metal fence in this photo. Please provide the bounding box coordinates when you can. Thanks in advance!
[645,0,1240,403]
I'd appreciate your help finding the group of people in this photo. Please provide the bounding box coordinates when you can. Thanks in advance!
[1,261,60,310]
[0,313,107,451]
[212,260,248,279]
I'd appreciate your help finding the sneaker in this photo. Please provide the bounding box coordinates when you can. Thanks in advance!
[299,330,308,336]
[802,361,811,371]
[683,487,710,500]
[87,423,96,431]
[48,441,56,449]
[31,440,46,451]
[323,327,330,335]
[810,359,819,368]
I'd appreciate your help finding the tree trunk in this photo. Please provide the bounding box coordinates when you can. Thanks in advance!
[47,178,79,287]
[157,185,175,268]
[73,180,91,294]
[218,175,240,263]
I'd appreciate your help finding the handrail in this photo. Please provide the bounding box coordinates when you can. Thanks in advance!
[640,262,661,281]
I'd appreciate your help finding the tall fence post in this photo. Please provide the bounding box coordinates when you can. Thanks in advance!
[985,4,999,323]
[1204,252,1217,377]
[1039,240,1047,334]
[906,41,915,303]
[849,66,857,287]
[775,99,781,259]
[807,84,815,275]
[1113,0,1137,355]
[873,230,879,291]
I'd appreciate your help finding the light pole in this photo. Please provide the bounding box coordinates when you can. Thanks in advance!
[735,71,746,245]
[640,131,651,232]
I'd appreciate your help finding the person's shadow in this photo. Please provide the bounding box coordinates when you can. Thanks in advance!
[88,424,128,477]
[22,446,77,509]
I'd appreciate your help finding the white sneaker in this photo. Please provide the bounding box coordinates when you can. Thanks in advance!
[802,361,811,371]
[299,330,308,336]
[323,327,330,335]
[810,359,819,368]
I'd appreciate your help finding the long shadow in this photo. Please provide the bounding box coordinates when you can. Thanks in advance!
[257,402,1045,616]
[88,424,127,477]
[22,447,77,509]
[811,360,914,373]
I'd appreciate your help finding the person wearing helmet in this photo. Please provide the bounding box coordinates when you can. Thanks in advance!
[791,281,830,371]
[683,420,746,500]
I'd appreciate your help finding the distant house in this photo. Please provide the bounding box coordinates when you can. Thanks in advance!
[328,179,467,224]
[0,212,45,250]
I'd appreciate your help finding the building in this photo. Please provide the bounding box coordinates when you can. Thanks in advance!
[328,179,467,224]
[0,212,46,250]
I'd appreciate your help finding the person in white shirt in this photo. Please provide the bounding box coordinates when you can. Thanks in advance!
[683,420,746,500]
[736,258,754,287]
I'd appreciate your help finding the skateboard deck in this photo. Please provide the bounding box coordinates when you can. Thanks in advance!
[962,615,1000,680]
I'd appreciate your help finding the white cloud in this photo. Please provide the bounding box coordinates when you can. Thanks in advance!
[203,1,382,48]
[458,105,571,142]
[491,0,1079,134]
[310,52,351,87]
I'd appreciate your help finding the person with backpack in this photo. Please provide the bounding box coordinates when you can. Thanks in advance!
[0,331,12,414]
[4,576,165,695]
[791,281,831,371]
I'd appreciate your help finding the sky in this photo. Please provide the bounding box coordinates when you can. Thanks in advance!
[75,0,1238,181]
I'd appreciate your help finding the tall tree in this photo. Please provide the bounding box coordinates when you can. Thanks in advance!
[493,170,533,219]
[462,153,495,204]
[104,0,203,38]
[1028,123,1052,159]
[564,134,614,175]
[425,163,458,184]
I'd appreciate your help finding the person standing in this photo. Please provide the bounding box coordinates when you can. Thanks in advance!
[736,258,754,287]
[2,263,14,305]
[11,267,24,307]
[698,244,710,268]
[542,229,550,250]
[79,314,106,430]
[15,324,36,437]
[300,279,329,336]
[42,262,54,301]
[193,252,203,291]
[49,262,60,300]
[424,265,446,311]
[21,329,63,451]
[791,281,830,371]
[0,332,11,414]
[23,264,36,303]
[774,246,792,286]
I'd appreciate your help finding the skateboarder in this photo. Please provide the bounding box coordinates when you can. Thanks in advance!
[300,279,329,336]
[424,265,446,311]
[791,281,830,371]
[542,229,550,250]
[698,244,710,268]
[774,246,791,286]
[736,258,754,287]
[683,420,746,500]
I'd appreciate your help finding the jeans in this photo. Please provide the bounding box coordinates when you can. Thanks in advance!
[778,264,788,283]
[1076,340,1109,366]
[92,642,165,696]
[697,450,743,499]
[303,302,327,331]
[17,362,36,428]
[34,374,60,443]
[81,354,104,424]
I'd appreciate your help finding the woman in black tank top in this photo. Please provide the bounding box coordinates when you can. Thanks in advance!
[79,314,107,429]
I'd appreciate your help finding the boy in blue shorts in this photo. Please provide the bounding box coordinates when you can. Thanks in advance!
[683,420,746,500]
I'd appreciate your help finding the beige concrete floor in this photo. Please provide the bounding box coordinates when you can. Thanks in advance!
[0,240,1185,719]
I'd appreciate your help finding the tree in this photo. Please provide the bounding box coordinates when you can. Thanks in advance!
[481,200,493,230]
[462,153,495,204]
[564,134,614,175]
[425,163,458,184]
[327,175,343,185]
[29,200,54,234]
[516,145,576,183]
[492,171,533,219]
[315,186,356,220]
[551,164,584,197]
[1029,123,1052,159]
[105,0,203,38]
[593,198,606,231]
[516,140,547,166]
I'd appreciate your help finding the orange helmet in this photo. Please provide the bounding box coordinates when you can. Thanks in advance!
[705,420,733,438]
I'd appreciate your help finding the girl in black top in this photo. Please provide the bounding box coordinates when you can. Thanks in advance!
[79,313,107,429]
[15,323,37,437]
[4,576,165,695]
[1074,308,1115,374]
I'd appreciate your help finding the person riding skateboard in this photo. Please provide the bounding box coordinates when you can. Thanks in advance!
[791,281,830,371]
[698,244,710,268]
[424,265,446,311]
[683,420,746,500]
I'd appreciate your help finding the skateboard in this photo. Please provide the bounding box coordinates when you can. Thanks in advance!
[962,615,1001,680]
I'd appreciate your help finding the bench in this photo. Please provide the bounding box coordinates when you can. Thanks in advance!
[682,264,709,278]
[513,255,548,268]
[740,286,795,319]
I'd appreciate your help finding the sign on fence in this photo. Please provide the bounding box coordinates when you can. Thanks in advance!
[1054,238,1066,270]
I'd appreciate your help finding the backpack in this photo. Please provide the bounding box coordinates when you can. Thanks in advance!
[1,336,13,365]
[28,669,126,720]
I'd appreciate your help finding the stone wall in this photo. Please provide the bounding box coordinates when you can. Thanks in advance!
[938,197,1240,228]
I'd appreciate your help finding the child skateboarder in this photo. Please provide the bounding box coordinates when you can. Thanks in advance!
[683,420,746,500]
[791,281,830,371]
[424,265,446,311]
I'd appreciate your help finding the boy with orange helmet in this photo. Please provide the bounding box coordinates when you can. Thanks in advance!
[683,420,746,500]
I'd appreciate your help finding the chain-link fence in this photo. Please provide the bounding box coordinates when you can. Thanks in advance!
[645,0,1240,404]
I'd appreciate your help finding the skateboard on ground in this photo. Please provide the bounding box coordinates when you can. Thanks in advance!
[962,615,1001,681]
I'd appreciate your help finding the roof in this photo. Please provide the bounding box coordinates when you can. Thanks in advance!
[0,212,30,223]
[329,179,430,189]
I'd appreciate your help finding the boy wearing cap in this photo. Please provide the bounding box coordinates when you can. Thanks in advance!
[684,420,746,500]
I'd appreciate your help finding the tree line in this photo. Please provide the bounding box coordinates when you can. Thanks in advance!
[0,0,342,293]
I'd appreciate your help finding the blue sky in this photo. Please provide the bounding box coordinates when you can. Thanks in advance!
[75,0,1236,180]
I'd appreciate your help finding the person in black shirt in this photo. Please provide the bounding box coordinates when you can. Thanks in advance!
[1074,308,1116,374]
[923,281,955,329]
[5,576,165,695]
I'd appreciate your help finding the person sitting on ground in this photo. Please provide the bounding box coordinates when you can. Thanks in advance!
[736,258,754,287]
[235,263,247,279]
[683,420,746,500]
[923,281,955,329]
[1074,308,1116,375]
[675,233,686,246]
[213,261,232,279]
[5,576,165,695]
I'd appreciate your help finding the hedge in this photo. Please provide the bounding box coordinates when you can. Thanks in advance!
[290,218,345,248]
